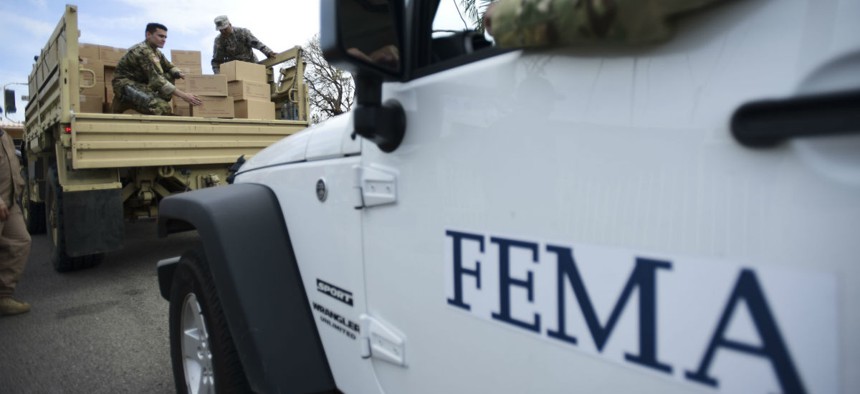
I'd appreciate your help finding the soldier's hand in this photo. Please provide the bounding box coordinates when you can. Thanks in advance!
[266,50,276,59]
[177,71,187,80]
[181,92,203,106]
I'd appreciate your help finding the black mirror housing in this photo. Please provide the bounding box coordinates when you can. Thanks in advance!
[320,0,403,80]
[319,0,408,153]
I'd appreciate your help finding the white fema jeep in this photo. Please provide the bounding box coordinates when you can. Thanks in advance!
[155,0,860,393]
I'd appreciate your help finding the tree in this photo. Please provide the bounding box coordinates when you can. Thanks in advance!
[457,0,493,31]
[303,34,355,122]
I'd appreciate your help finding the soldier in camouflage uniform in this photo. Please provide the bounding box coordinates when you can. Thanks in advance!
[111,23,202,115]
[211,15,277,74]
[484,0,724,47]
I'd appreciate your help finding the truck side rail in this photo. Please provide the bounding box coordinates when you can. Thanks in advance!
[70,113,306,169]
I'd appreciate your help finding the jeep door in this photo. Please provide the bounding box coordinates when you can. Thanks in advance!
[355,0,860,393]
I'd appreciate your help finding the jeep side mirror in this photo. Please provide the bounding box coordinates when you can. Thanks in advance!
[321,0,406,153]
[321,0,403,78]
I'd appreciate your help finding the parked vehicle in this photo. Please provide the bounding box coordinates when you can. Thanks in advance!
[156,0,860,393]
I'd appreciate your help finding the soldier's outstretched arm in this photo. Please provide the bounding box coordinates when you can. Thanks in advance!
[246,29,276,58]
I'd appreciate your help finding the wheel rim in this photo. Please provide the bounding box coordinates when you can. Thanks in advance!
[180,293,215,394]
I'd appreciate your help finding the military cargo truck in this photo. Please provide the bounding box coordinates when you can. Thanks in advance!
[21,4,310,271]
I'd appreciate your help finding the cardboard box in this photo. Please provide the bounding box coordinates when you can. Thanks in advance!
[185,74,228,96]
[228,81,270,101]
[79,94,103,113]
[100,46,127,66]
[170,50,201,65]
[81,81,105,100]
[79,60,105,83]
[79,43,100,62]
[171,50,203,75]
[193,96,234,118]
[173,62,202,75]
[218,60,266,83]
[233,99,275,120]
[79,60,105,97]
[173,103,192,117]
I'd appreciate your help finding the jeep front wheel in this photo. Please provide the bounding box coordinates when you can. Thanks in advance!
[168,247,249,394]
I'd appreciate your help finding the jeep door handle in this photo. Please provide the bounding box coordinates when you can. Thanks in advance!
[731,88,860,148]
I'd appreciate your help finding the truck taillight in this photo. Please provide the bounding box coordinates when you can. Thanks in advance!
[64,126,72,134]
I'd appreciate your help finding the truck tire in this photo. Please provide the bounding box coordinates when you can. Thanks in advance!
[169,246,250,394]
[21,168,46,234]
[46,166,103,272]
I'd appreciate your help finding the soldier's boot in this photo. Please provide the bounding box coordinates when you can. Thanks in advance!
[0,297,31,316]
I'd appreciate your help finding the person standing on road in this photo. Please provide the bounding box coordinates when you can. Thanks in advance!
[111,22,202,115]
[0,128,31,316]
[211,15,277,74]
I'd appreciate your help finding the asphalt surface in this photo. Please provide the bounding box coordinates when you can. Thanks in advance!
[0,220,199,393]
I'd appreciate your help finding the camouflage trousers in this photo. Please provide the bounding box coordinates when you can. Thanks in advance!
[110,79,174,115]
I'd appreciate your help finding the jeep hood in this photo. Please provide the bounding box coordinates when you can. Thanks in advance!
[239,113,360,173]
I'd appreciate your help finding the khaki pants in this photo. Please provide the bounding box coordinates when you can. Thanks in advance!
[0,204,31,297]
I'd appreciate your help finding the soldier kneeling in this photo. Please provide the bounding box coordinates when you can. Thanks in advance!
[111,22,201,115]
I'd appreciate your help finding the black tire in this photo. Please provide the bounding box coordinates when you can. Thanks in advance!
[169,246,250,394]
[21,167,46,234]
[46,166,103,272]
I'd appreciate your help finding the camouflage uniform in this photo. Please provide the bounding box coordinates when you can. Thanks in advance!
[490,0,723,47]
[111,41,180,115]
[211,27,275,73]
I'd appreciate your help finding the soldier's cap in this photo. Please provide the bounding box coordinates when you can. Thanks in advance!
[214,15,230,31]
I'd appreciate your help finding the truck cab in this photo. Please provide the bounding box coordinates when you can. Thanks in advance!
[156,0,860,393]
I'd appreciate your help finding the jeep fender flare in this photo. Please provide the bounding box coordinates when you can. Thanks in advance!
[156,183,336,393]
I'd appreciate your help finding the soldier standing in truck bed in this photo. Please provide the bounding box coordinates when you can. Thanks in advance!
[111,22,202,115]
[211,15,277,74]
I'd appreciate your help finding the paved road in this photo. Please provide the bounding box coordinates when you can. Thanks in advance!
[0,220,198,393]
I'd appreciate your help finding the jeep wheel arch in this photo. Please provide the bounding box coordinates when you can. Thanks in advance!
[157,183,336,393]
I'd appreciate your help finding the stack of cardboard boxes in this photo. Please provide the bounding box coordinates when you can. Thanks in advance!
[78,43,127,113]
[170,50,235,118]
[78,44,275,119]
[220,60,276,120]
